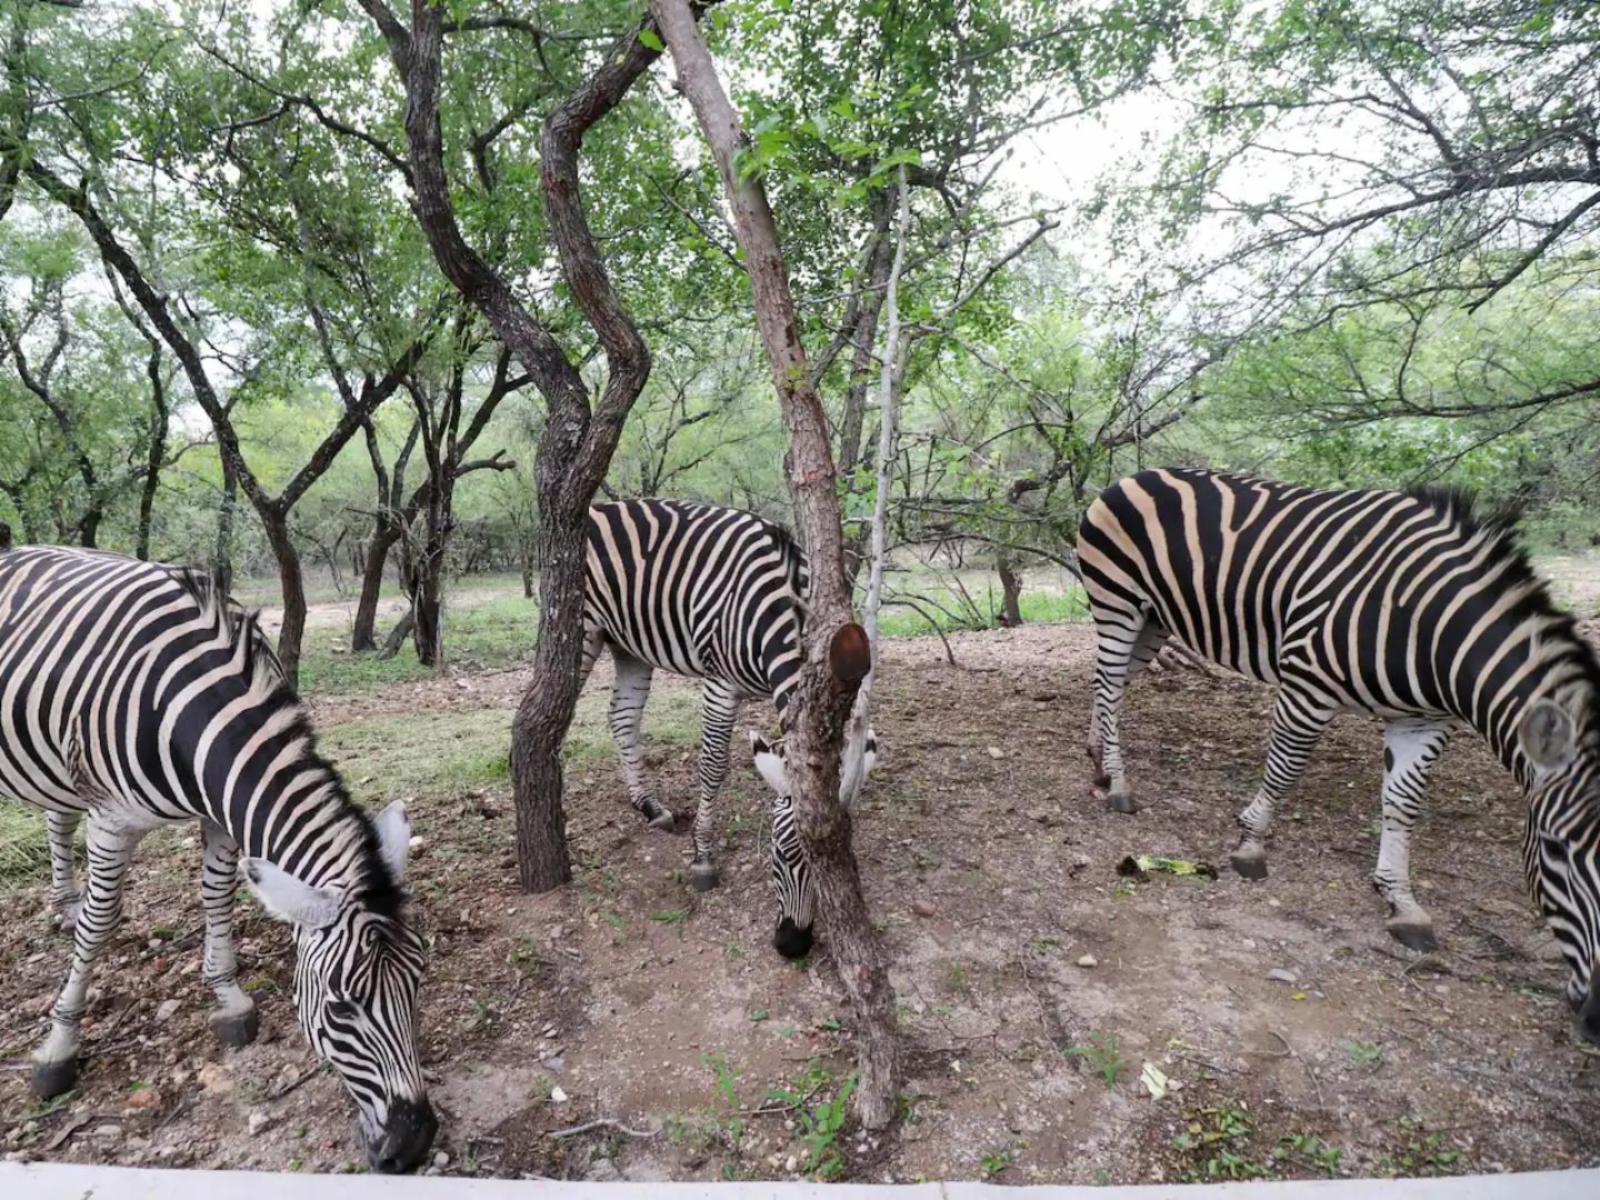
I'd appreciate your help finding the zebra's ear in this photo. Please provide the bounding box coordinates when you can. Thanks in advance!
[373,800,412,885]
[749,731,790,797]
[1519,699,1578,773]
[242,858,342,931]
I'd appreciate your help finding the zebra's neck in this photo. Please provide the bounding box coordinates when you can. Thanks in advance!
[1450,605,1600,787]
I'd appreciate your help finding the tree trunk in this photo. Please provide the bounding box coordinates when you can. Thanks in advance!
[652,0,898,1129]
[78,503,102,550]
[263,512,308,690]
[352,522,402,652]
[996,552,1024,627]
[136,342,168,561]
[379,610,415,659]
[212,460,238,596]
[412,525,445,669]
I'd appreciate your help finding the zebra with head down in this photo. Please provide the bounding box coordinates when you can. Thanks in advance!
[6,545,435,1172]
[1078,468,1600,1043]
[579,498,876,956]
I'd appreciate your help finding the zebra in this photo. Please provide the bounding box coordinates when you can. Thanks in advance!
[580,498,874,958]
[1078,468,1600,1044]
[2,545,436,1172]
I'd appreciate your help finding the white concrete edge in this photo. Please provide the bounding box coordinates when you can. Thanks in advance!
[5,1163,1599,1199]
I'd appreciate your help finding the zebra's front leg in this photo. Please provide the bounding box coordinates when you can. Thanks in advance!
[688,682,740,892]
[32,817,142,1099]
[200,821,259,1047]
[1373,718,1448,952]
[1230,687,1332,880]
[609,651,674,830]
[45,810,82,934]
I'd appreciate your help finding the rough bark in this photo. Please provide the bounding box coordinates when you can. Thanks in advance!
[212,458,237,597]
[262,512,308,686]
[361,0,668,890]
[134,338,167,560]
[651,0,898,1129]
[996,552,1024,627]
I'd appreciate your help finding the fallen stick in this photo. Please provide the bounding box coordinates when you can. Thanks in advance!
[545,1117,658,1140]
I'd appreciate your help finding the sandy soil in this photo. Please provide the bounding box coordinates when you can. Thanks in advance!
[2,623,1599,1183]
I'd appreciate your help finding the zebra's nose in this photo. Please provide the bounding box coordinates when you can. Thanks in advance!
[1580,980,1600,1047]
[367,1097,437,1174]
[773,917,813,959]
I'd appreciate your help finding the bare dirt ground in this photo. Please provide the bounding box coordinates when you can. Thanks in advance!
[3,622,1599,1184]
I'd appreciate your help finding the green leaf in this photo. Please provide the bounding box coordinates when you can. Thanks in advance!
[638,29,666,53]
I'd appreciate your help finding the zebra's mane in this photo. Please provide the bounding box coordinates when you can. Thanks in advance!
[167,566,406,920]
[1406,485,1600,742]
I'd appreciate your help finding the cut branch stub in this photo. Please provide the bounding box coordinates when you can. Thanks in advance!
[829,622,872,688]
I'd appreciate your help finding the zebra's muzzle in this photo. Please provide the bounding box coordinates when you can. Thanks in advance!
[1579,978,1600,1047]
[773,917,814,959]
[366,1096,437,1174]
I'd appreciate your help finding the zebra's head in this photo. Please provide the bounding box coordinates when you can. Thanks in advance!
[748,728,879,959]
[1517,698,1600,1044]
[243,801,435,1171]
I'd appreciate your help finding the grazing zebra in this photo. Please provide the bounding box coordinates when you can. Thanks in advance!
[2,546,435,1172]
[581,498,874,958]
[1078,468,1600,1043]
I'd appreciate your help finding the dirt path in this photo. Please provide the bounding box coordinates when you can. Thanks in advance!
[2,624,1598,1183]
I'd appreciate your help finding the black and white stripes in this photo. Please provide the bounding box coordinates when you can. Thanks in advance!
[1,546,435,1171]
[580,499,820,954]
[1078,468,1600,1043]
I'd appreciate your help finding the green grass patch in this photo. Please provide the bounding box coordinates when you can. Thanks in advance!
[877,584,1088,637]
[319,682,704,805]
[0,804,49,896]
[297,589,536,699]
[319,709,516,803]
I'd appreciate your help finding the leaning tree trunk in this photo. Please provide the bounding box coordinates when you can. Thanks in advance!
[412,533,446,668]
[135,341,168,561]
[996,551,1024,627]
[212,460,238,596]
[262,511,308,689]
[652,0,898,1129]
[352,521,402,652]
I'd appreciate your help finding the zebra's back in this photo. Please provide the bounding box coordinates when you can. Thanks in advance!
[1078,467,1564,724]
[585,499,805,704]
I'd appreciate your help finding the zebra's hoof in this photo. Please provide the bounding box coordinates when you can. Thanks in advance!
[1104,791,1139,814]
[210,1007,260,1048]
[648,810,676,833]
[688,862,721,892]
[1229,851,1269,880]
[55,906,80,937]
[1386,918,1439,953]
[31,1057,78,1100]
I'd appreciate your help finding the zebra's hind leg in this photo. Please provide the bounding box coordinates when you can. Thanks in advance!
[1088,608,1167,813]
[688,681,740,892]
[1373,718,1448,952]
[1230,687,1332,880]
[45,810,82,934]
[200,821,259,1046]
[32,816,142,1099]
[609,651,674,830]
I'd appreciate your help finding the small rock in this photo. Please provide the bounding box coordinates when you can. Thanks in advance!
[126,1086,162,1111]
[785,1155,798,1173]
[197,1063,233,1095]
[542,1056,566,1074]
[433,1151,450,1169]
[550,1086,569,1103]
[93,1124,123,1141]
[155,999,181,1022]
[408,835,425,853]
[247,1112,271,1136]
[1267,897,1281,908]
[911,899,936,918]
[1265,968,1297,984]
[986,747,1004,760]
[1076,954,1098,968]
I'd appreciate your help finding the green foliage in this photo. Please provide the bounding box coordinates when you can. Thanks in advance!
[1066,1032,1125,1088]
[767,1068,858,1179]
